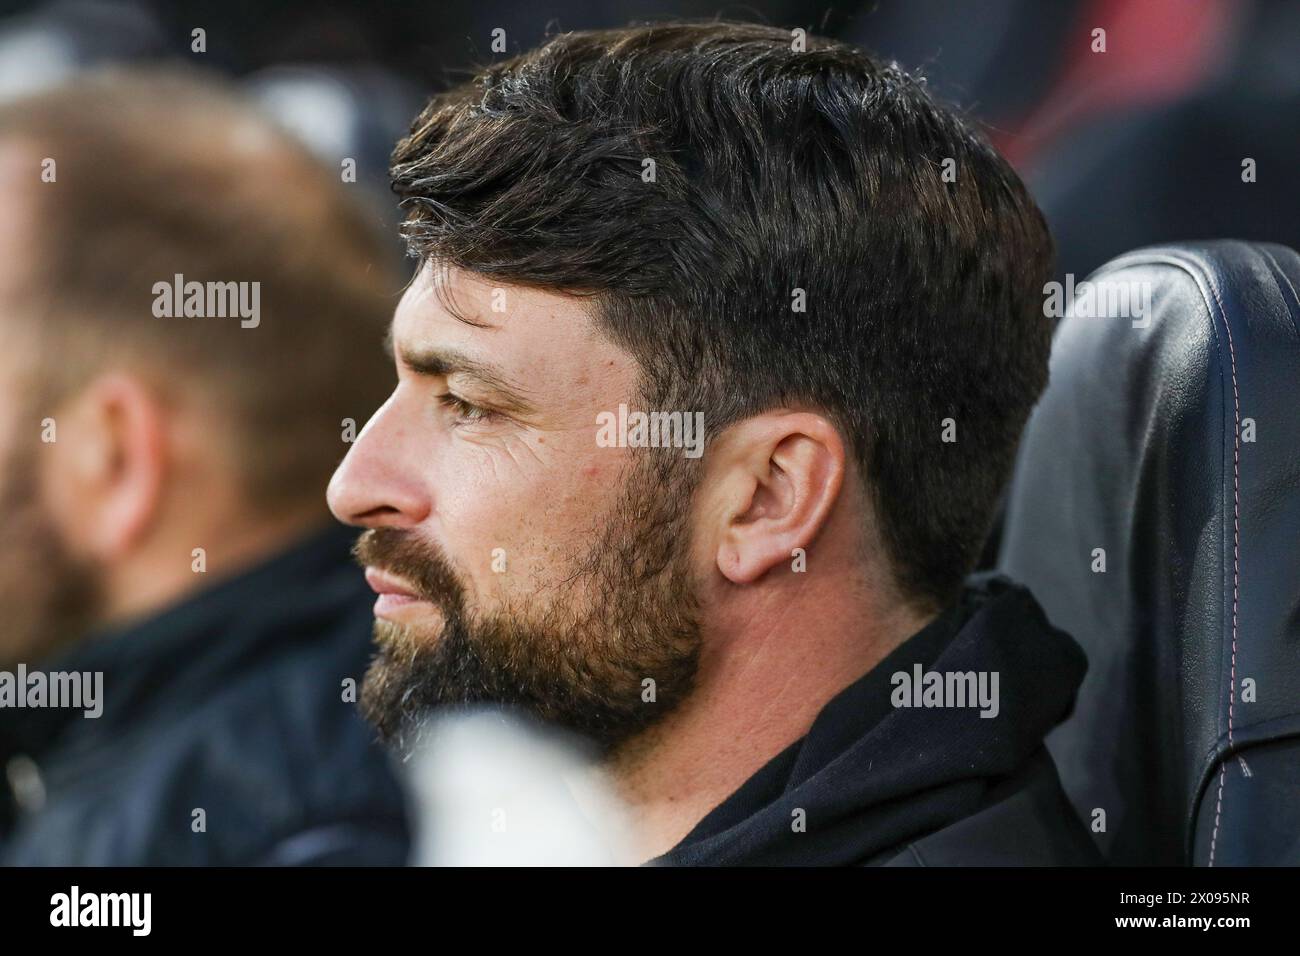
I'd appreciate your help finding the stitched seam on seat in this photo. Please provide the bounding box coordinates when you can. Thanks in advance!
[1114,250,1241,865]
[1198,266,1240,869]
[1202,250,1300,866]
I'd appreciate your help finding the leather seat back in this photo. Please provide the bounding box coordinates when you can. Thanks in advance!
[999,241,1300,865]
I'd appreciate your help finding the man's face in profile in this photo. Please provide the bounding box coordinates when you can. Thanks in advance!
[0,155,101,668]
[0,352,100,670]
[0,415,96,671]
[328,264,704,754]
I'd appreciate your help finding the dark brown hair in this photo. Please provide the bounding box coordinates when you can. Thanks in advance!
[391,19,1055,610]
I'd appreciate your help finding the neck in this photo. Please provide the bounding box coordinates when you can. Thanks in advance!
[602,569,934,864]
[101,499,328,630]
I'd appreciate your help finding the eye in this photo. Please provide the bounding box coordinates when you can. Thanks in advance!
[438,392,497,425]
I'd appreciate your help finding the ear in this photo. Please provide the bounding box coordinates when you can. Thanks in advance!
[44,373,169,561]
[710,411,846,585]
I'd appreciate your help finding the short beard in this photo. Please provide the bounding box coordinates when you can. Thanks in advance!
[356,453,702,758]
[0,420,103,669]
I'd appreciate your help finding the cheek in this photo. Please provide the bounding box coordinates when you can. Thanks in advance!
[0,414,17,464]
[436,444,629,597]
[0,375,29,452]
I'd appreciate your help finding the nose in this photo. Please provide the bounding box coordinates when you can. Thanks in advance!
[327,393,432,530]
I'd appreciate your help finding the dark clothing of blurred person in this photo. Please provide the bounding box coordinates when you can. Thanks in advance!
[0,70,408,864]
[0,527,408,865]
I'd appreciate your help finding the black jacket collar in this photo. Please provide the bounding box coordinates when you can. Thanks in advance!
[652,574,1093,865]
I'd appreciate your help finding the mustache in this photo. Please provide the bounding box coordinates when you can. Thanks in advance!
[352,528,467,614]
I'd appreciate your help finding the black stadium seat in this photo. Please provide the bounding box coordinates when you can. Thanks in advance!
[998,241,1300,866]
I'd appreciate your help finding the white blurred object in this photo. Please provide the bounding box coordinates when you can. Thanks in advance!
[247,69,359,161]
[407,709,635,866]
[0,0,166,103]
[0,29,76,100]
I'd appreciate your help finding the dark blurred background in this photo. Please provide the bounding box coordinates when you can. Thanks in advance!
[1,0,1298,280]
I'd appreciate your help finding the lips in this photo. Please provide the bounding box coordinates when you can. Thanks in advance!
[364,567,430,619]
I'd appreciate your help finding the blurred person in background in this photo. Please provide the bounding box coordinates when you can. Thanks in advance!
[0,68,409,864]
[329,20,1100,866]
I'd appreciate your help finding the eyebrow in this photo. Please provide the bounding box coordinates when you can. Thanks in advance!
[385,329,536,415]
